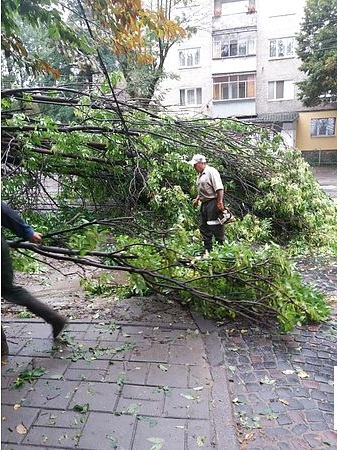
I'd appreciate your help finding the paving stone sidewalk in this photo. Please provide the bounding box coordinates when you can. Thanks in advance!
[216,313,337,450]
[212,253,337,449]
[1,318,238,450]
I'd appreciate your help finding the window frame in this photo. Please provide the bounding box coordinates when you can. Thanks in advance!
[268,37,295,59]
[178,47,201,68]
[310,117,336,137]
[220,0,256,16]
[268,80,294,100]
[179,87,202,106]
[213,73,256,101]
[213,31,256,59]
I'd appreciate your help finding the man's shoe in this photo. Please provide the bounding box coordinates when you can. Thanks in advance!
[52,316,67,339]
[1,326,9,357]
[1,339,9,357]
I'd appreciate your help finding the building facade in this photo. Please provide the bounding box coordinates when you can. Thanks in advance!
[159,0,337,163]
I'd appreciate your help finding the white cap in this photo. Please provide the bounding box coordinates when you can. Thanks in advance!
[187,154,206,166]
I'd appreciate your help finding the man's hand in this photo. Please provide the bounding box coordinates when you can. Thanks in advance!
[29,232,42,244]
[192,197,200,208]
[217,201,224,211]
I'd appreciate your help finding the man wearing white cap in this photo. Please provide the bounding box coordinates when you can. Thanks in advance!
[188,154,225,253]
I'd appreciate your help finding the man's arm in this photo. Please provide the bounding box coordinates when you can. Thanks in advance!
[192,195,200,207]
[210,168,224,211]
[216,189,224,211]
[1,202,42,243]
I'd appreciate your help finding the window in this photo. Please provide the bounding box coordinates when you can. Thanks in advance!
[213,73,256,100]
[269,37,294,58]
[310,118,336,137]
[268,80,294,100]
[221,0,255,15]
[179,48,200,68]
[213,31,256,59]
[180,88,202,106]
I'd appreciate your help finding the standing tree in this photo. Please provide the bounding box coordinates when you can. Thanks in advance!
[1,0,185,96]
[84,0,191,103]
[1,0,85,79]
[296,0,337,106]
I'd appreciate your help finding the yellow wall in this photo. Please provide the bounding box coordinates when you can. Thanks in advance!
[296,110,337,151]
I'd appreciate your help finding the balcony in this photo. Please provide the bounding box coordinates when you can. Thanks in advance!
[212,98,256,118]
[213,11,257,31]
[213,0,257,30]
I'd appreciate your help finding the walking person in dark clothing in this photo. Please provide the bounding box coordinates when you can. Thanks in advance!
[188,154,227,253]
[1,202,67,356]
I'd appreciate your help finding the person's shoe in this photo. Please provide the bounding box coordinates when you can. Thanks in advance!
[1,338,9,357]
[1,326,9,357]
[52,316,67,339]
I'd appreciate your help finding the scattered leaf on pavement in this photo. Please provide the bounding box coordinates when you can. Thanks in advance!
[158,364,168,372]
[147,437,165,450]
[260,376,276,385]
[16,423,27,435]
[10,367,46,389]
[180,394,199,401]
[73,403,89,414]
[296,369,309,379]
[197,435,206,446]
[282,370,295,375]
[50,374,64,380]
[232,397,245,405]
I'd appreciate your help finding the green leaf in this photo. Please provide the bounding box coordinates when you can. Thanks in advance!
[147,437,165,450]
[157,364,168,372]
[10,367,47,389]
[259,376,276,385]
[73,403,89,414]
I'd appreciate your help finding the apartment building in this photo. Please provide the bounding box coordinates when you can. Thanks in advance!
[159,0,337,163]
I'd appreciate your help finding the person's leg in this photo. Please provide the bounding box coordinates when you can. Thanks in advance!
[1,236,66,338]
[206,199,225,245]
[213,224,225,245]
[1,326,9,357]
[199,202,213,252]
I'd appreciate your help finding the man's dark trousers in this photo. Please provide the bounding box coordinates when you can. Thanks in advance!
[1,235,63,325]
[200,199,224,252]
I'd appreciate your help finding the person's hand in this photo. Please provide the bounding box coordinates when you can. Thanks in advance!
[217,201,224,211]
[29,232,43,244]
[192,197,200,208]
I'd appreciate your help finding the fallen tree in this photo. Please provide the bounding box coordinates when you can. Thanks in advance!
[6,215,332,332]
[2,86,336,331]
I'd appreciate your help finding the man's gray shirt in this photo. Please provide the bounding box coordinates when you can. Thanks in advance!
[197,165,223,202]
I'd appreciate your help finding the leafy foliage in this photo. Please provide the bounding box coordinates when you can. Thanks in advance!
[1,0,185,96]
[114,0,193,101]
[85,0,186,64]
[80,273,119,296]
[11,250,45,274]
[114,230,330,332]
[296,0,337,106]
[10,367,46,389]
[1,0,84,77]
